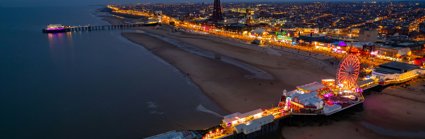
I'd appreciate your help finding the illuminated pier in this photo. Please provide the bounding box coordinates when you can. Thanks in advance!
[42,23,159,33]
[147,55,377,139]
[147,53,424,139]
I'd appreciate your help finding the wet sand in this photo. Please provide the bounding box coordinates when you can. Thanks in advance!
[282,121,387,139]
[123,31,284,113]
[362,79,425,133]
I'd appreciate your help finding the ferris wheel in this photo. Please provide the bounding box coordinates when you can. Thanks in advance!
[337,54,361,89]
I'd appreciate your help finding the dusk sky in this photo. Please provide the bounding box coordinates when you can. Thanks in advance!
[0,0,410,7]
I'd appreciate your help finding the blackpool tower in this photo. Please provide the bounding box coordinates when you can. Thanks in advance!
[212,0,223,22]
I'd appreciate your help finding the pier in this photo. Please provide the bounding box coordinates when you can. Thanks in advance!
[42,23,159,33]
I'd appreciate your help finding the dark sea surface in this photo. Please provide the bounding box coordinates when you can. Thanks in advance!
[0,5,223,139]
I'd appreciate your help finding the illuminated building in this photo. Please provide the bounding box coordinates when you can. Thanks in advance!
[375,46,411,59]
[233,115,274,134]
[285,91,324,111]
[222,109,274,135]
[297,36,339,50]
[372,61,422,82]
[413,58,425,66]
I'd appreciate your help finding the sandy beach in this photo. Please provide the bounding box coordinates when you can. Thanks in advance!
[121,25,337,113]
[144,26,336,81]
[123,31,284,113]
[282,121,387,139]
[362,79,425,132]
[101,14,425,138]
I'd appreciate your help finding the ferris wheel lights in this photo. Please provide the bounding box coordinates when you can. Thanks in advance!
[337,54,361,89]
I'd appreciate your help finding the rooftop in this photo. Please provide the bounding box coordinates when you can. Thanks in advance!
[296,82,325,92]
[223,109,263,124]
[374,67,405,74]
[375,61,420,74]
[298,36,339,44]
[380,61,419,71]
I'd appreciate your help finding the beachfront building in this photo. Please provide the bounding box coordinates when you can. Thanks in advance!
[372,61,423,83]
[233,115,274,134]
[296,35,355,54]
[283,82,325,112]
[413,58,425,67]
[298,36,338,46]
[375,45,411,61]
[288,91,324,111]
[219,109,275,135]
[222,109,264,127]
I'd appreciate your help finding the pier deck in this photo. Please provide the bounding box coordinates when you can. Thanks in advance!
[42,23,159,33]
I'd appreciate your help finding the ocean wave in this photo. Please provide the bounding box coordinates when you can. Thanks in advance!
[196,104,222,118]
